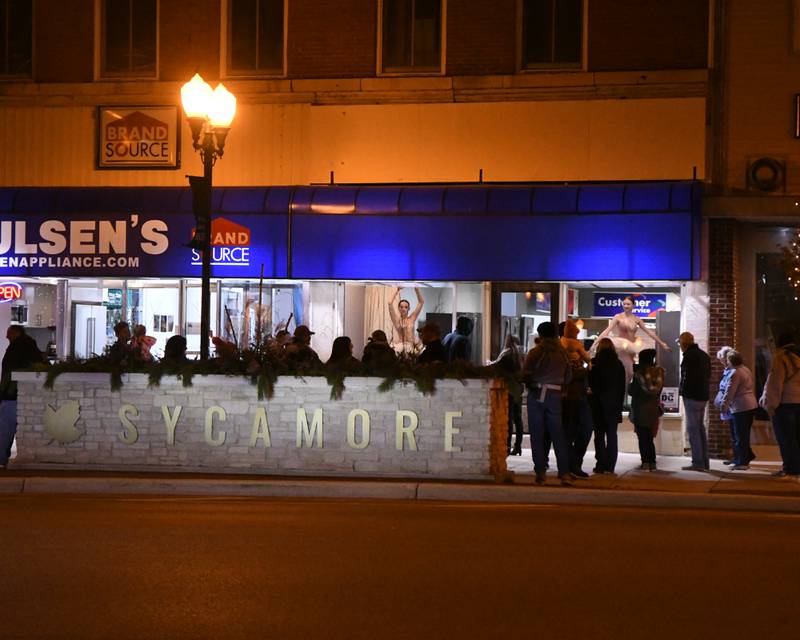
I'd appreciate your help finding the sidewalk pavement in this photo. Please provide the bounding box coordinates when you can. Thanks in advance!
[1,450,799,513]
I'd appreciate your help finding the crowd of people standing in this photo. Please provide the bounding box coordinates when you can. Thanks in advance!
[516,318,800,485]
[3,303,800,483]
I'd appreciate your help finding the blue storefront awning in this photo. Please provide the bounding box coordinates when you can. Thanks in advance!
[0,181,701,281]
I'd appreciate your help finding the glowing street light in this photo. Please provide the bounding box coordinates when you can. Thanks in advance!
[180,73,237,360]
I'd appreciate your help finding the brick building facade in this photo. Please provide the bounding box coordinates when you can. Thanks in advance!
[0,1,725,461]
[705,0,800,458]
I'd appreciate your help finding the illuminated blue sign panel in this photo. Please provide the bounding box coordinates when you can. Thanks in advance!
[290,212,694,281]
[0,182,700,281]
[0,212,287,278]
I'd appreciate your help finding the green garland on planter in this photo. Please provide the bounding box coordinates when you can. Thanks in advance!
[36,353,520,401]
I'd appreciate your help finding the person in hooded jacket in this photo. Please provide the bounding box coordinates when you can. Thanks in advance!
[443,316,474,363]
[589,337,626,474]
[760,332,800,478]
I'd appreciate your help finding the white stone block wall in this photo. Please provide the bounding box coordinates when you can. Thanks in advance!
[14,373,499,480]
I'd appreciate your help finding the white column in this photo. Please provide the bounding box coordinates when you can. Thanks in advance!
[680,281,709,351]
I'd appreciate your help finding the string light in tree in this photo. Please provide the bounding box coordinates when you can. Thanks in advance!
[780,229,800,301]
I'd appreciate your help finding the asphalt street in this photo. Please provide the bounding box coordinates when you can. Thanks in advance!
[2,495,798,639]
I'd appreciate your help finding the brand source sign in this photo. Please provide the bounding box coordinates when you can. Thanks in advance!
[592,293,667,318]
[97,106,180,169]
[0,213,284,278]
[191,217,251,268]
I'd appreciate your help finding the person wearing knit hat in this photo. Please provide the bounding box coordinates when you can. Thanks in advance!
[523,321,573,486]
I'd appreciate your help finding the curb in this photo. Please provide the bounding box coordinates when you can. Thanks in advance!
[3,475,800,513]
[416,483,800,513]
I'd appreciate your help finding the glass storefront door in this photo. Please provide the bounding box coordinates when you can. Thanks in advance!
[491,283,558,359]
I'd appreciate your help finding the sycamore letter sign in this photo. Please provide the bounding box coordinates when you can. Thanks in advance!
[14,373,507,480]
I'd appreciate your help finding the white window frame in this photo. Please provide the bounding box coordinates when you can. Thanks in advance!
[516,0,586,73]
[377,0,446,76]
[94,0,160,80]
[220,0,287,79]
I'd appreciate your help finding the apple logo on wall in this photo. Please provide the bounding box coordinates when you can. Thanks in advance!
[43,401,83,445]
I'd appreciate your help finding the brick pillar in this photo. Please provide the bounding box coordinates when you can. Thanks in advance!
[707,219,739,458]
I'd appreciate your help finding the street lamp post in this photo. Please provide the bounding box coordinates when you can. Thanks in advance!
[181,74,237,360]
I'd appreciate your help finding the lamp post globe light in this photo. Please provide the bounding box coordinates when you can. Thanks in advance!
[180,73,237,360]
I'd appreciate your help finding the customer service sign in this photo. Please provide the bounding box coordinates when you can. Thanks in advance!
[0,213,287,278]
[97,106,180,169]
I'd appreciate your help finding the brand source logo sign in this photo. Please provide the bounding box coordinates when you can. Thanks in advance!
[98,107,179,169]
[191,218,251,267]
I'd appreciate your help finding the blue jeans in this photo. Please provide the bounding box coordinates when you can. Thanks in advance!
[683,398,709,469]
[594,405,619,473]
[528,390,570,477]
[772,404,800,475]
[0,400,18,466]
[731,409,755,466]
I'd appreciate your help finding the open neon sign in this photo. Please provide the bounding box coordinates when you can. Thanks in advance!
[0,282,23,303]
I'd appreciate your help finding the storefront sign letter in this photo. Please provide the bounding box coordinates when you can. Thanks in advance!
[296,408,323,448]
[118,404,139,444]
[161,405,182,445]
[395,410,418,451]
[346,409,371,450]
[205,406,227,447]
[250,407,272,447]
[444,411,462,453]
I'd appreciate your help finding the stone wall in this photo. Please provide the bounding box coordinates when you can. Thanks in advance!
[14,373,506,480]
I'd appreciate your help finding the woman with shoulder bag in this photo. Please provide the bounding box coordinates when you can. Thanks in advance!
[629,349,664,471]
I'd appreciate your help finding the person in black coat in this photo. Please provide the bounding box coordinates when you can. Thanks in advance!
[326,336,362,374]
[163,335,189,367]
[443,316,474,363]
[417,323,447,364]
[0,325,45,468]
[108,321,131,365]
[679,331,711,471]
[361,330,397,375]
[588,338,627,474]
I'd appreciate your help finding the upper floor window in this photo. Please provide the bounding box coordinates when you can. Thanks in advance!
[381,0,442,73]
[1,0,32,77]
[101,0,157,77]
[522,0,582,69]
[227,0,284,76]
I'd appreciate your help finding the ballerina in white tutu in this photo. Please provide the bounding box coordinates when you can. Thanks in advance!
[593,295,671,383]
